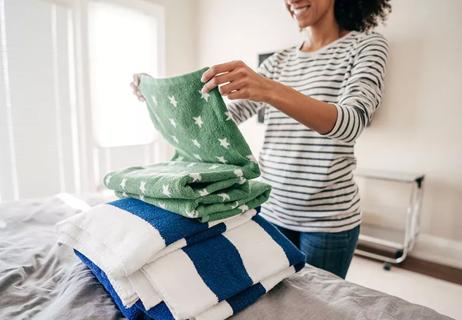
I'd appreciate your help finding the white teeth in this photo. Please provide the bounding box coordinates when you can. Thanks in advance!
[293,6,309,15]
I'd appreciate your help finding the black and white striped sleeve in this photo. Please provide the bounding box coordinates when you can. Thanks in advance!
[227,53,277,124]
[227,99,264,125]
[324,34,389,143]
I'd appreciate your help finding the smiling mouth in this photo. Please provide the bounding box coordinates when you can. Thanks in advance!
[292,5,310,17]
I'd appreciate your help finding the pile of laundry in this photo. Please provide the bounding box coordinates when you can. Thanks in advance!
[56,68,305,320]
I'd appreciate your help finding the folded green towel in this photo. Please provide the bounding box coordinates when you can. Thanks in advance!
[104,68,271,222]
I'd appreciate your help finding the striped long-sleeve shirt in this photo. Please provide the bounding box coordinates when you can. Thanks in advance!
[227,31,389,232]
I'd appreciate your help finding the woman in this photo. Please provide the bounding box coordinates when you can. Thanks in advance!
[132,0,391,279]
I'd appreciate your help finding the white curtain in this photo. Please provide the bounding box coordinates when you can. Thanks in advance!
[0,0,168,202]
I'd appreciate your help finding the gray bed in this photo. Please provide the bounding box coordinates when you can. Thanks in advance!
[0,194,453,320]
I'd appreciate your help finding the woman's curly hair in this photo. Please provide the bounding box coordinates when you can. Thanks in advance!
[334,0,392,32]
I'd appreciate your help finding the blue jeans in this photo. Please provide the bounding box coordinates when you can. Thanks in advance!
[274,225,360,279]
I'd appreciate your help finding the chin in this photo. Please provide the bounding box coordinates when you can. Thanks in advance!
[296,18,314,29]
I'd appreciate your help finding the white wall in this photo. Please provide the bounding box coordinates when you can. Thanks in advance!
[195,0,462,267]
[152,0,197,77]
[357,0,462,266]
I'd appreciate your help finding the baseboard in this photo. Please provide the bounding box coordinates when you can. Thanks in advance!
[356,237,462,285]
[411,234,462,269]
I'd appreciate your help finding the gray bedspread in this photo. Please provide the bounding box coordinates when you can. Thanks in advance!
[0,194,452,320]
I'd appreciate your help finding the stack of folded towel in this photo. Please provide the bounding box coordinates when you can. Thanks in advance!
[56,68,305,319]
[103,68,271,222]
[57,198,305,319]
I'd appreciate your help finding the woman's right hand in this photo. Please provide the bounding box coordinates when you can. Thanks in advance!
[130,73,148,102]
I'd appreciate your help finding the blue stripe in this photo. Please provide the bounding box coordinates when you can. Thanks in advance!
[75,250,174,320]
[186,222,227,246]
[75,251,141,320]
[143,301,173,320]
[109,198,210,245]
[227,283,266,314]
[183,235,253,301]
[253,215,306,271]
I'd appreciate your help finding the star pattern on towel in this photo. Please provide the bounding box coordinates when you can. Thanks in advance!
[192,139,201,148]
[185,210,199,218]
[218,193,230,201]
[218,137,230,149]
[162,184,171,197]
[120,178,127,190]
[168,95,178,107]
[199,90,210,102]
[139,181,146,194]
[238,204,249,213]
[216,156,227,164]
[193,116,204,128]
[130,76,261,213]
[189,173,202,182]
[233,169,243,177]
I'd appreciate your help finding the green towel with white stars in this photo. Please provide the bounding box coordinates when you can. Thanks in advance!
[103,68,271,222]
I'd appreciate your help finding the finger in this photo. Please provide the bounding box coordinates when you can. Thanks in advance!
[201,72,233,93]
[219,79,246,96]
[131,87,145,101]
[227,88,248,100]
[130,84,141,96]
[136,90,145,100]
[133,73,140,86]
[201,60,243,83]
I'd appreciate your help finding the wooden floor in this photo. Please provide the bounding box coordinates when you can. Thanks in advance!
[356,243,462,285]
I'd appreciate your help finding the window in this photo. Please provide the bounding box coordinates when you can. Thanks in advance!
[88,0,164,147]
[0,0,167,200]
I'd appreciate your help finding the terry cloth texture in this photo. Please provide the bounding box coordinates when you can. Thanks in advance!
[57,199,259,279]
[76,252,296,320]
[57,198,306,320]
[104,68,271,222]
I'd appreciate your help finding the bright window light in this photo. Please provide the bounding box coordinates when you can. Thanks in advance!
[88,1,162,147]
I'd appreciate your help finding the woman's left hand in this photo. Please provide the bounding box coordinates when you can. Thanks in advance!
[200,60,275,102]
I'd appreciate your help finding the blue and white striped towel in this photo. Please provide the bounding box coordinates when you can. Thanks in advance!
[57,199,305,319]
[76,251,296,320]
